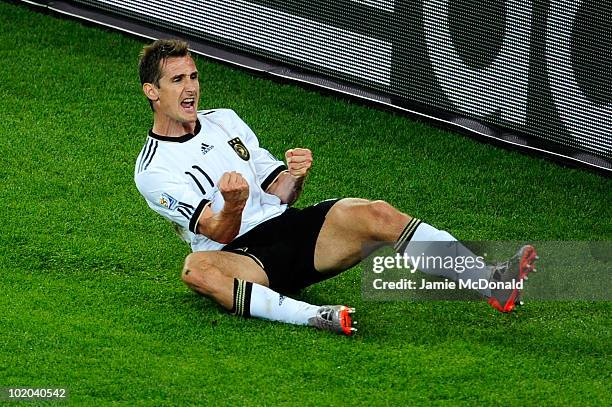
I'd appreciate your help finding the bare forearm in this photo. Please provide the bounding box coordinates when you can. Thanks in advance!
[196,171,250,244]
[267,171,305,205]
[197,204,244,244]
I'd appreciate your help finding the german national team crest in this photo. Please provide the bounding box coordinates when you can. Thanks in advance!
[227,137,250,161]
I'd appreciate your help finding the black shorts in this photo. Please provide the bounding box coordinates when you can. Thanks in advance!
[222,199,340,293]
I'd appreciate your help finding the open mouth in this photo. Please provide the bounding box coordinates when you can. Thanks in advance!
[181,97,196,113]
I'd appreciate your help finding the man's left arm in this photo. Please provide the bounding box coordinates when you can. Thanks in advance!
[266,148,312,205]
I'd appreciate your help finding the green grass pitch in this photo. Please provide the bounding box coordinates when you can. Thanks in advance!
[0,1,610,405]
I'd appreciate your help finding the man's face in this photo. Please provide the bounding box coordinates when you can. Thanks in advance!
[154,55,200,124]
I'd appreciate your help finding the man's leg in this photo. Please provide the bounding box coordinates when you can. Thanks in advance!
[181,251,354,333]
[314,198,534,309]
[314,198,409,272]
[315,198,492,283]
[181,250,268,310]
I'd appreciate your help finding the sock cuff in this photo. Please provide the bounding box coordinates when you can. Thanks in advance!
[230,278,253,318]
[394,218,422,252]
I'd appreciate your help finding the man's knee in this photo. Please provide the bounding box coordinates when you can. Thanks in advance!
[182,252,207,278]
[366,199,408,225]
[182,252,218,292]
[329,198,410,238]
[358,200,411,240]
[367,200,396,219]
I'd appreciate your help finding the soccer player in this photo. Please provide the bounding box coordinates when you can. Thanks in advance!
[134,39,538,335]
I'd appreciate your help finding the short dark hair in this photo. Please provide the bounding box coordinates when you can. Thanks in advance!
[138,39,191,110]
[138,38,191,86]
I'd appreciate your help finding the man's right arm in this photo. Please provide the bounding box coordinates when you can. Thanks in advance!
[196,171,249,244]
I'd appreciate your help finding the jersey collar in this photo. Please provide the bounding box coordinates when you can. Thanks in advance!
[148,119,201,143]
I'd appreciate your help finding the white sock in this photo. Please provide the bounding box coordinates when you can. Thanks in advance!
[231,279,319,325]
[395,219,492,297]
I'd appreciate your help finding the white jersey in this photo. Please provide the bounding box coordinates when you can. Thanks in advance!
[134,109,288,252]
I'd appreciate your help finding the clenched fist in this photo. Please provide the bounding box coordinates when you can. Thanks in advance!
[218,171,249,209]
[285,148,312,178]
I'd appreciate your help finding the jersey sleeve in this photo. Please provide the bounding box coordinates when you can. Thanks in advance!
[135,168,213,234]
[224,109,287,191]
[252,144,288,191]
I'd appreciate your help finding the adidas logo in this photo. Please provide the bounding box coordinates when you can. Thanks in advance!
[201,143,214,155]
